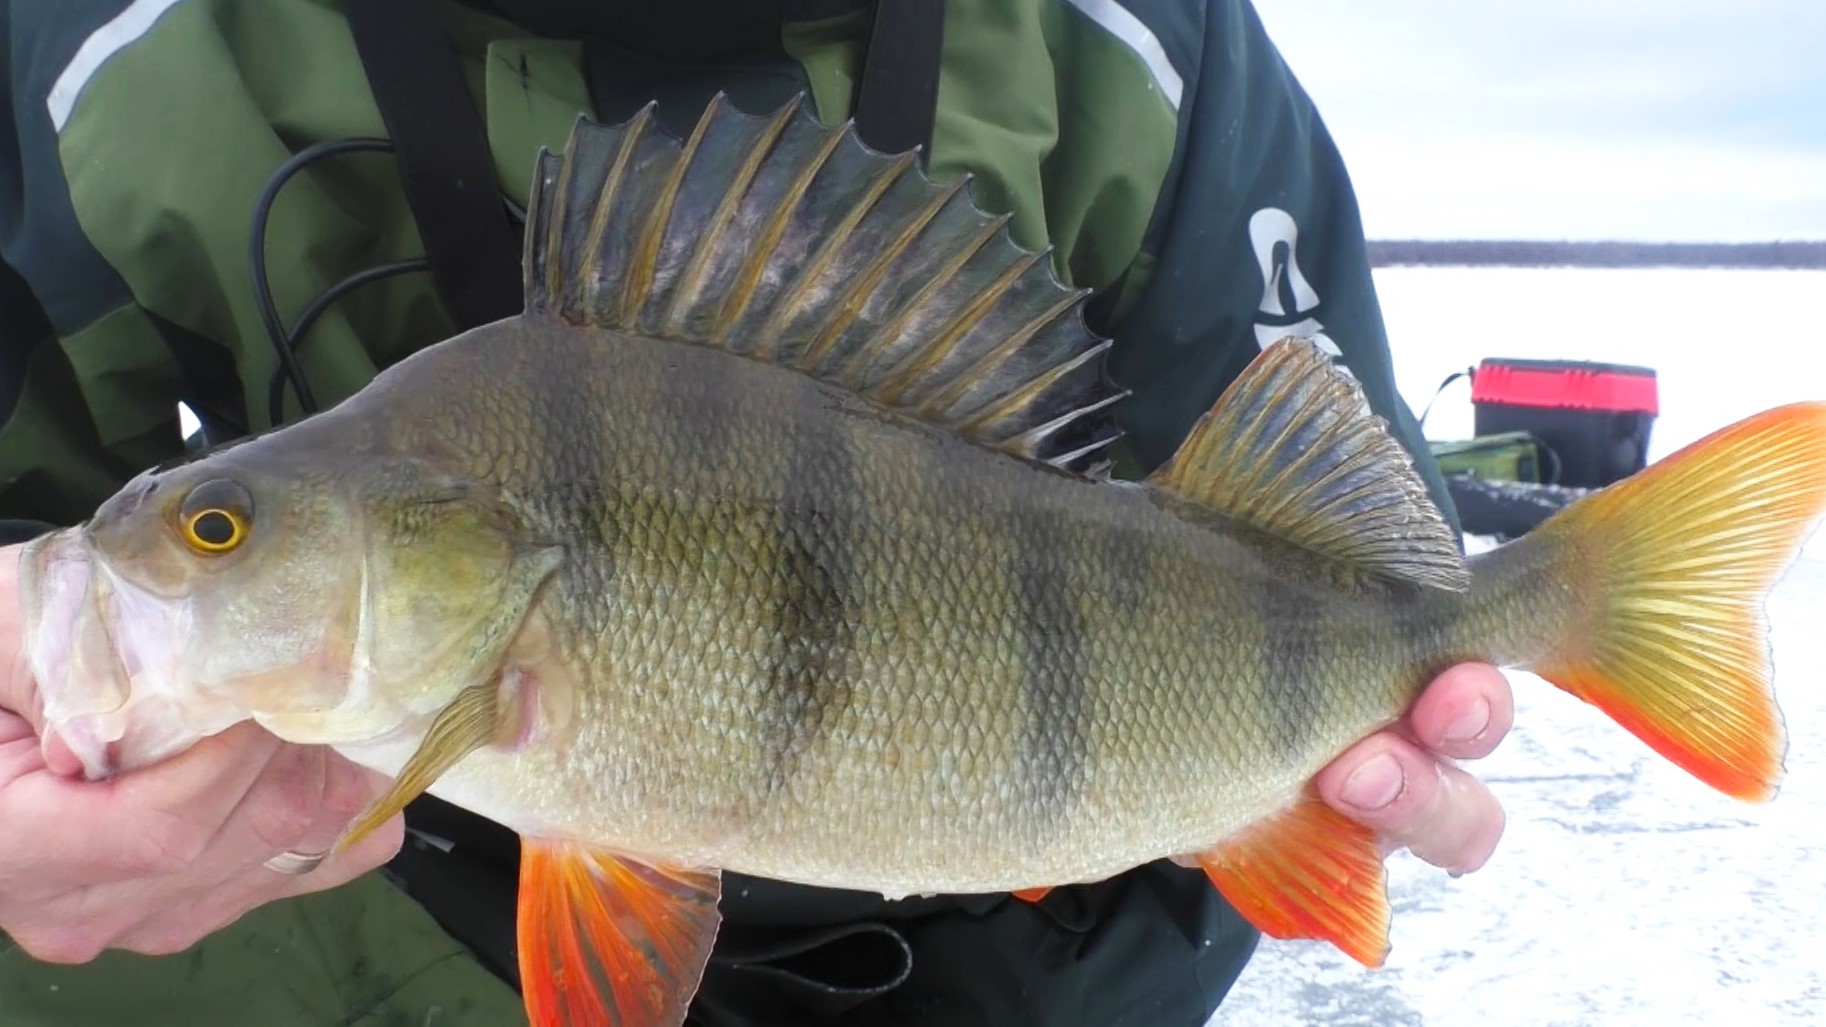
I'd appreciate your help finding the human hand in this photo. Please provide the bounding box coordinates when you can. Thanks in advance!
[0,541,404,963]
[1316,663,1513,875]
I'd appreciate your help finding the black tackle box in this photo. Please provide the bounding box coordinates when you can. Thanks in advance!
[1468,357,1659,489]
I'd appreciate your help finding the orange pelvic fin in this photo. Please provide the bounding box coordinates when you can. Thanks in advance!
[1193,795,1390,967]
[516,839,722,1027]
[1527,401,1826,803]
[1011,886,1054,903]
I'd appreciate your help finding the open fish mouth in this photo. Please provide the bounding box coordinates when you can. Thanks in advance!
[19,530,221,779]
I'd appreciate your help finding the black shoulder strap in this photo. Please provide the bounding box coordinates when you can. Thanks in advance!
[345,0,524,330]
[344,0,942,330]
[853,0,947,159]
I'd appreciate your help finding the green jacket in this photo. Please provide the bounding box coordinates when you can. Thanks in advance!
[0,1,1454,1024]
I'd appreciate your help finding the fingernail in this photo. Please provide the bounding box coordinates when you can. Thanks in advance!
[1340,753,1403,811]
[1444,698,1490,743]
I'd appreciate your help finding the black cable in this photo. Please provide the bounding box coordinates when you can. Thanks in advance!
[249,136,532,428]
[249,137,397,419]
[1539,438,1564,485]
[265,257,431,426]
[1417,367,1473,429]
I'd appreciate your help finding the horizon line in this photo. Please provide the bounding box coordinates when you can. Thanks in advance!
[1368,239,1826,270]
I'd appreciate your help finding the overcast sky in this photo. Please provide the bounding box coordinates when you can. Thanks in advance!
[1253,0,1826,241]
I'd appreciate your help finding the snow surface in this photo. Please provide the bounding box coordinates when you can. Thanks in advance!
[1215,269,1826,1026]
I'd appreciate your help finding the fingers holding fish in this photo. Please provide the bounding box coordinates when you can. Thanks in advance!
[1314,663,1513,877]
[1403,662,1516,761]
[201,737,374,868]
[252,746,408,888]
[99,752,402,958]
[1317,731,1508,876]
[36,724,86,777]
[0,710,397,963]
[2,540,399,964]
[106,746,398,956]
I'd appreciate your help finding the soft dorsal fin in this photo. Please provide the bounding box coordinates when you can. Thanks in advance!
[1147,338,1469,591]
[521,93,1125,473]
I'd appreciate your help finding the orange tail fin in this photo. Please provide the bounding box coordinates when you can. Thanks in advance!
[1525,401,1826,802]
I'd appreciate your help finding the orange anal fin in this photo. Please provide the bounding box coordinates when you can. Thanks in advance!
[1194,796,1391,968]
[516,839,722,1027]
[1011,886,1054,903]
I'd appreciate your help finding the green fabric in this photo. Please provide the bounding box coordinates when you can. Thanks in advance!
[783,1,1181,291]
[481,38,596,206]
[0,873,527,1026]
[55,0,452,431]
[1431,431,1545,484]
[780,11,868,124]
[54,306,183,454]
[930,0,1178,292]
[0,320,172,522]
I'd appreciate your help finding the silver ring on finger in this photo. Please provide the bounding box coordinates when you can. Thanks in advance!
[263,848,328,875]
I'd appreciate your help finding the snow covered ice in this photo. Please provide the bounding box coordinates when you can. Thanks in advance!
[1215,268,1826,1026]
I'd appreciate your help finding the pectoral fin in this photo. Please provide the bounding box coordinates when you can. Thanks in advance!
[1192,794,1391,967]
[518,839,723,1027]
[335,679,511,852]
[1011,887,1054,903]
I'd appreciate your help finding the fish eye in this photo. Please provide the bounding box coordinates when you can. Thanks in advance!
[177,478,254,555]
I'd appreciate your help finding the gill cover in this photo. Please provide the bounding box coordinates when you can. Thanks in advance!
[21,432,559,780]
[253,473,562,745]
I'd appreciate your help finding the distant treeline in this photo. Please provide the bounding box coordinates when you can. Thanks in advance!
[1367,240,1826,269]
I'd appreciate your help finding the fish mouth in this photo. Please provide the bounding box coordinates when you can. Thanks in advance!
[19,530,223,780]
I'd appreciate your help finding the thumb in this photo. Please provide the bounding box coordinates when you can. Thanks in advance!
[37,725,84,778]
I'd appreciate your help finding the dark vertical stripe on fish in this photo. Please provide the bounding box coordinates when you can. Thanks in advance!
[519,328,623,639]
[757,400,860,800]
[1389,581,1463,701]
[1013,503,1088,832]
[1256,575,1324,757]
[1102,510,1151,632]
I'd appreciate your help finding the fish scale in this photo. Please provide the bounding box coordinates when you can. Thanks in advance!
[18,94,1826,1027]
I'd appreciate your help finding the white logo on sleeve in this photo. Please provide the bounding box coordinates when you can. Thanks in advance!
[1248,207,1343,363]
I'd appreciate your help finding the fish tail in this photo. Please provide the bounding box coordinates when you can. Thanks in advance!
[1498,401,1826,802]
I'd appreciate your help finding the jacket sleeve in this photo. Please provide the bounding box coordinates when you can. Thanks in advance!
[0,3,188,528]
[0,254,172,528]
[1097,0,1459,533]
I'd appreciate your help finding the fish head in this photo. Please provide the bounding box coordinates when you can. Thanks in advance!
[20,426,560,781]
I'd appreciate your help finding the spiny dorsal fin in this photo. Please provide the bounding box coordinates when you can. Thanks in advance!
[1147,337,1469,591]
[521,94,1126,473]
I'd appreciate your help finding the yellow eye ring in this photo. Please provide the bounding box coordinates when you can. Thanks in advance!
[183,507,248,554]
